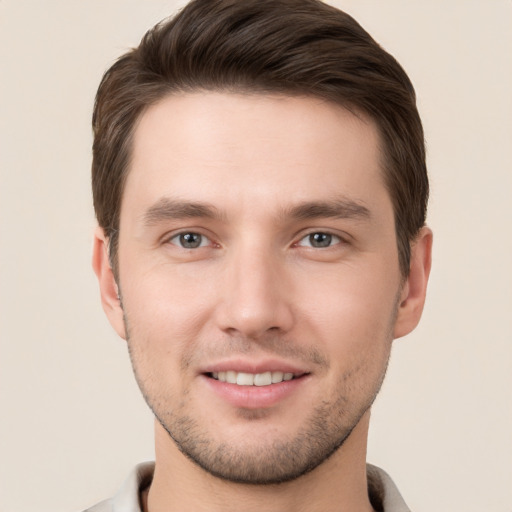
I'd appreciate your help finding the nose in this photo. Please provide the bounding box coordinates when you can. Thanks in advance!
[215,243,294,340]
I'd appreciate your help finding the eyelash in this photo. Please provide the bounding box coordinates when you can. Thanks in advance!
[167,231,214,249]
[295,232,344,249]
[166,230,345,250]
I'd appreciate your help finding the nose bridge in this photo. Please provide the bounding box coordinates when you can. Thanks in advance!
[218,237,292,337]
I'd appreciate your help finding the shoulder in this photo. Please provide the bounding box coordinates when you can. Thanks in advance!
[83,498,113,512]
[82,462,155,512]
[367,464,411,512]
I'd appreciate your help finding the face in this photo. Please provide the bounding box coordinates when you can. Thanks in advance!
[96,92,426,484]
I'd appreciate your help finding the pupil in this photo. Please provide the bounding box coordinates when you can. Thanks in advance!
[180,233,201,248]
[310,233,331,247]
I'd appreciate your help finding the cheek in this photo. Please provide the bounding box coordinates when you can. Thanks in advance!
[121,278,204,402]
[120,279,211,432]
[303,263,399,324]
[121,256,217,326]
[297,263,399,362]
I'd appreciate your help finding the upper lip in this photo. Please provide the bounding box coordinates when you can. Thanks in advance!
[201,358,310,376]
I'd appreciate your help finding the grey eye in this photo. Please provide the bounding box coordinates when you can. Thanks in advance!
[181,233,202,248]
[309,233,332,247]
[297,232,341,248]
[170,232,209,249]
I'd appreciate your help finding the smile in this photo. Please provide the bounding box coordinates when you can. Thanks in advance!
[209,371,298,386]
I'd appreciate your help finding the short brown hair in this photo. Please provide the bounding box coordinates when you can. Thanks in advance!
[92,0,428,277]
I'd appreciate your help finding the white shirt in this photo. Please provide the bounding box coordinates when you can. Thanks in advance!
[84,461,411,512]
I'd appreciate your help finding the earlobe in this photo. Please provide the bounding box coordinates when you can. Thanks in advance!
[92,227,127,340]
[393,226,433,339]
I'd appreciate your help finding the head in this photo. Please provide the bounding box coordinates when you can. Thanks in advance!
[91,0,431,486]
[92,0,428,280]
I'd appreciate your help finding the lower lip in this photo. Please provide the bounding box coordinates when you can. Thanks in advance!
[201,374,309,409]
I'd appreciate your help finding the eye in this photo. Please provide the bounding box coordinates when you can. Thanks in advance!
[169,232,211,249]
[297,232,342,248]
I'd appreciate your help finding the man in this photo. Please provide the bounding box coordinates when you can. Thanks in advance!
[89,0,432,510]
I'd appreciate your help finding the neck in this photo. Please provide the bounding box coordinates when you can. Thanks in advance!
[145,412,374,512]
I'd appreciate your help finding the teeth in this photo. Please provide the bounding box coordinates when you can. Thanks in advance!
[236,372,254,386]
[254,371,272,386]
[213,370,297,386]
[271,371,284,383]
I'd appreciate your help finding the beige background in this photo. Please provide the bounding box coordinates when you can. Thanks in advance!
[1,1,511,511]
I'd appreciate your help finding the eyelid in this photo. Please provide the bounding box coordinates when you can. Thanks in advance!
[163,229,217,248]
[294,229,349,248]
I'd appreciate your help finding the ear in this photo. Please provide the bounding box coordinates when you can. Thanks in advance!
[393,226,433,339]
[92,227,127,340]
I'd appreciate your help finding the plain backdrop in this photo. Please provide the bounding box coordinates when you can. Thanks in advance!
[1,1,511,511]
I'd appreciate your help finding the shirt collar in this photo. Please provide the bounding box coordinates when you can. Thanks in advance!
[102,461,410,512]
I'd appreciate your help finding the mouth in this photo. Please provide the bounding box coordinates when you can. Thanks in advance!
[202,364,311,408]
[207,370,305,386]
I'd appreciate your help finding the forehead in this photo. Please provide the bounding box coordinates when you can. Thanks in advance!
[123,92,389,219]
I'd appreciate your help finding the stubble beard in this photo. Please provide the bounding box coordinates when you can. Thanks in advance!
[125,335,392,486]
[152,379,386,485]
[121,285,399,486]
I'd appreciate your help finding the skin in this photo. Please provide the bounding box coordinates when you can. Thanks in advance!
[93,92,432,512]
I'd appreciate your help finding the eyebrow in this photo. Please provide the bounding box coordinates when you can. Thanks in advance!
[283,198,371,222]
[141,196,371,227]
[142,198,224,226]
